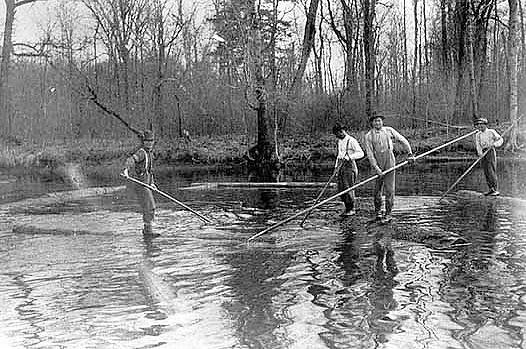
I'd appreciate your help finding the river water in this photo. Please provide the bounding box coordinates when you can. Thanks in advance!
[0,161,525,349]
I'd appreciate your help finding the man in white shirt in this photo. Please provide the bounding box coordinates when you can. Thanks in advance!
[332,123,364,216]
[474,117,503,196]
[364,114,415,223]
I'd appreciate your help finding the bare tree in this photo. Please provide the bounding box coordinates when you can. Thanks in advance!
[507,0,519,150]
[81,0,148,118]
[363,0,377,118]
[288,0,320,98]
[0,0,50,138]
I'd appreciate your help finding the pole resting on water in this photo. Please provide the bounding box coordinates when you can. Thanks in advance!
[121,174,213,224]
[300,162,342,227]
[247,129,478,242]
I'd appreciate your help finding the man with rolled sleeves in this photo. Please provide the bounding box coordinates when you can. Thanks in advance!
[474,117,503,196]
[332,122,364,217]
[121,130,157,235]
[364,114,415,223]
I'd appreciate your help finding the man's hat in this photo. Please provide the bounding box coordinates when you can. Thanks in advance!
[369,112,385,123]
[332,122,345,134]
[141,130,155,141]
[474,117,488,125]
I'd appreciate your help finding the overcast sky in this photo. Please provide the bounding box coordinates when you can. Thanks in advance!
[0,0,214,43]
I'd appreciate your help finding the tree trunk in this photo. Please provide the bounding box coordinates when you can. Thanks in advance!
[0,0,16,137]
[402,0,408,112]
[467,13,478,119]
[453,0,468,124]
[507,0,519,150]
[249,1,275,169]
[440,0,449,74]
[288,0,320,98]
[520,0,526,73]
[412,0,418,123]
[363,0,376,119]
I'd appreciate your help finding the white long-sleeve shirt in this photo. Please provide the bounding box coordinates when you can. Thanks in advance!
[475,128,503,156]
[335,132,364,167]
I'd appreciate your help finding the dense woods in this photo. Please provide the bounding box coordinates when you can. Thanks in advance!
[0,0,523,151]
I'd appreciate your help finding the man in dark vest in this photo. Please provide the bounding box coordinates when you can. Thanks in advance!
[122,130,156,235]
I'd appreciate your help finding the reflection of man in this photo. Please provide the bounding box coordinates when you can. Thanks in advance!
[364,114,415,223]
[367,237,398,344]
[482,202,497,232]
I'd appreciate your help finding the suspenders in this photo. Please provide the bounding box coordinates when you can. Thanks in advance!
[344,138,352,161]
[138,148,151,175]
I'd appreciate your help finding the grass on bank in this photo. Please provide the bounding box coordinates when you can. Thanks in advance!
[0,126,521,170]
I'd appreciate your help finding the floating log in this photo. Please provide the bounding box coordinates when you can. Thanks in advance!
[188,182,337,189]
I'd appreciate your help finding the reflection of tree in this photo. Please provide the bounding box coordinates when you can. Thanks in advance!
[244,169,282,211]
[221,248,294,349]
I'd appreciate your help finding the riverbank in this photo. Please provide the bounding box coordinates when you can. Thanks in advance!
[1,126,524,173]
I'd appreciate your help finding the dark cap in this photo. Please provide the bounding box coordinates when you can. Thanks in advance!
[474,118,488,125]
[332,122,345,134]
[369,112,385,123]
[141,130,155,141]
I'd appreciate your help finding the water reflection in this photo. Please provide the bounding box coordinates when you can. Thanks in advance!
[368,236,399,345]
[1,166,526,348]
[221,246,294,348]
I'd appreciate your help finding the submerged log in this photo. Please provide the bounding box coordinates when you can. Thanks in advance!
[451,190,526,208]
[1,186,125,213]
[12,212,133,235]
[336,212,468,250]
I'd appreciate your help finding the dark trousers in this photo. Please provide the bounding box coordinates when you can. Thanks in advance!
[131,174,155,224]
[373,150,396,215]
[481,148,498,191]
[338,160,357,211]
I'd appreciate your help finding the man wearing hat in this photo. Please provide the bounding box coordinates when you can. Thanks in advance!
[474,117,503,196]
[122,130,157,235]
[364,113,415,223]
[332,122,364,216]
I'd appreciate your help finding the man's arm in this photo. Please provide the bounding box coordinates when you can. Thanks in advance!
[122,150,144,175]
[387,127,412,154]
[348,137,364,160]
[492,130,504,148]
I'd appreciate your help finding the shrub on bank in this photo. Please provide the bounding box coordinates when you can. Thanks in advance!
[0,126,520,170]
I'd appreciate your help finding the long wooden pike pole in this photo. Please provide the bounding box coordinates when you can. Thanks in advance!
[439,115,523,202]
[121,174,212,224]
[300,162,342,227]
[438,150,490,202]
[247,130,478,242]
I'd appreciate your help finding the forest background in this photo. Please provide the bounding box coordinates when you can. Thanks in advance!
[0,0,524,169]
